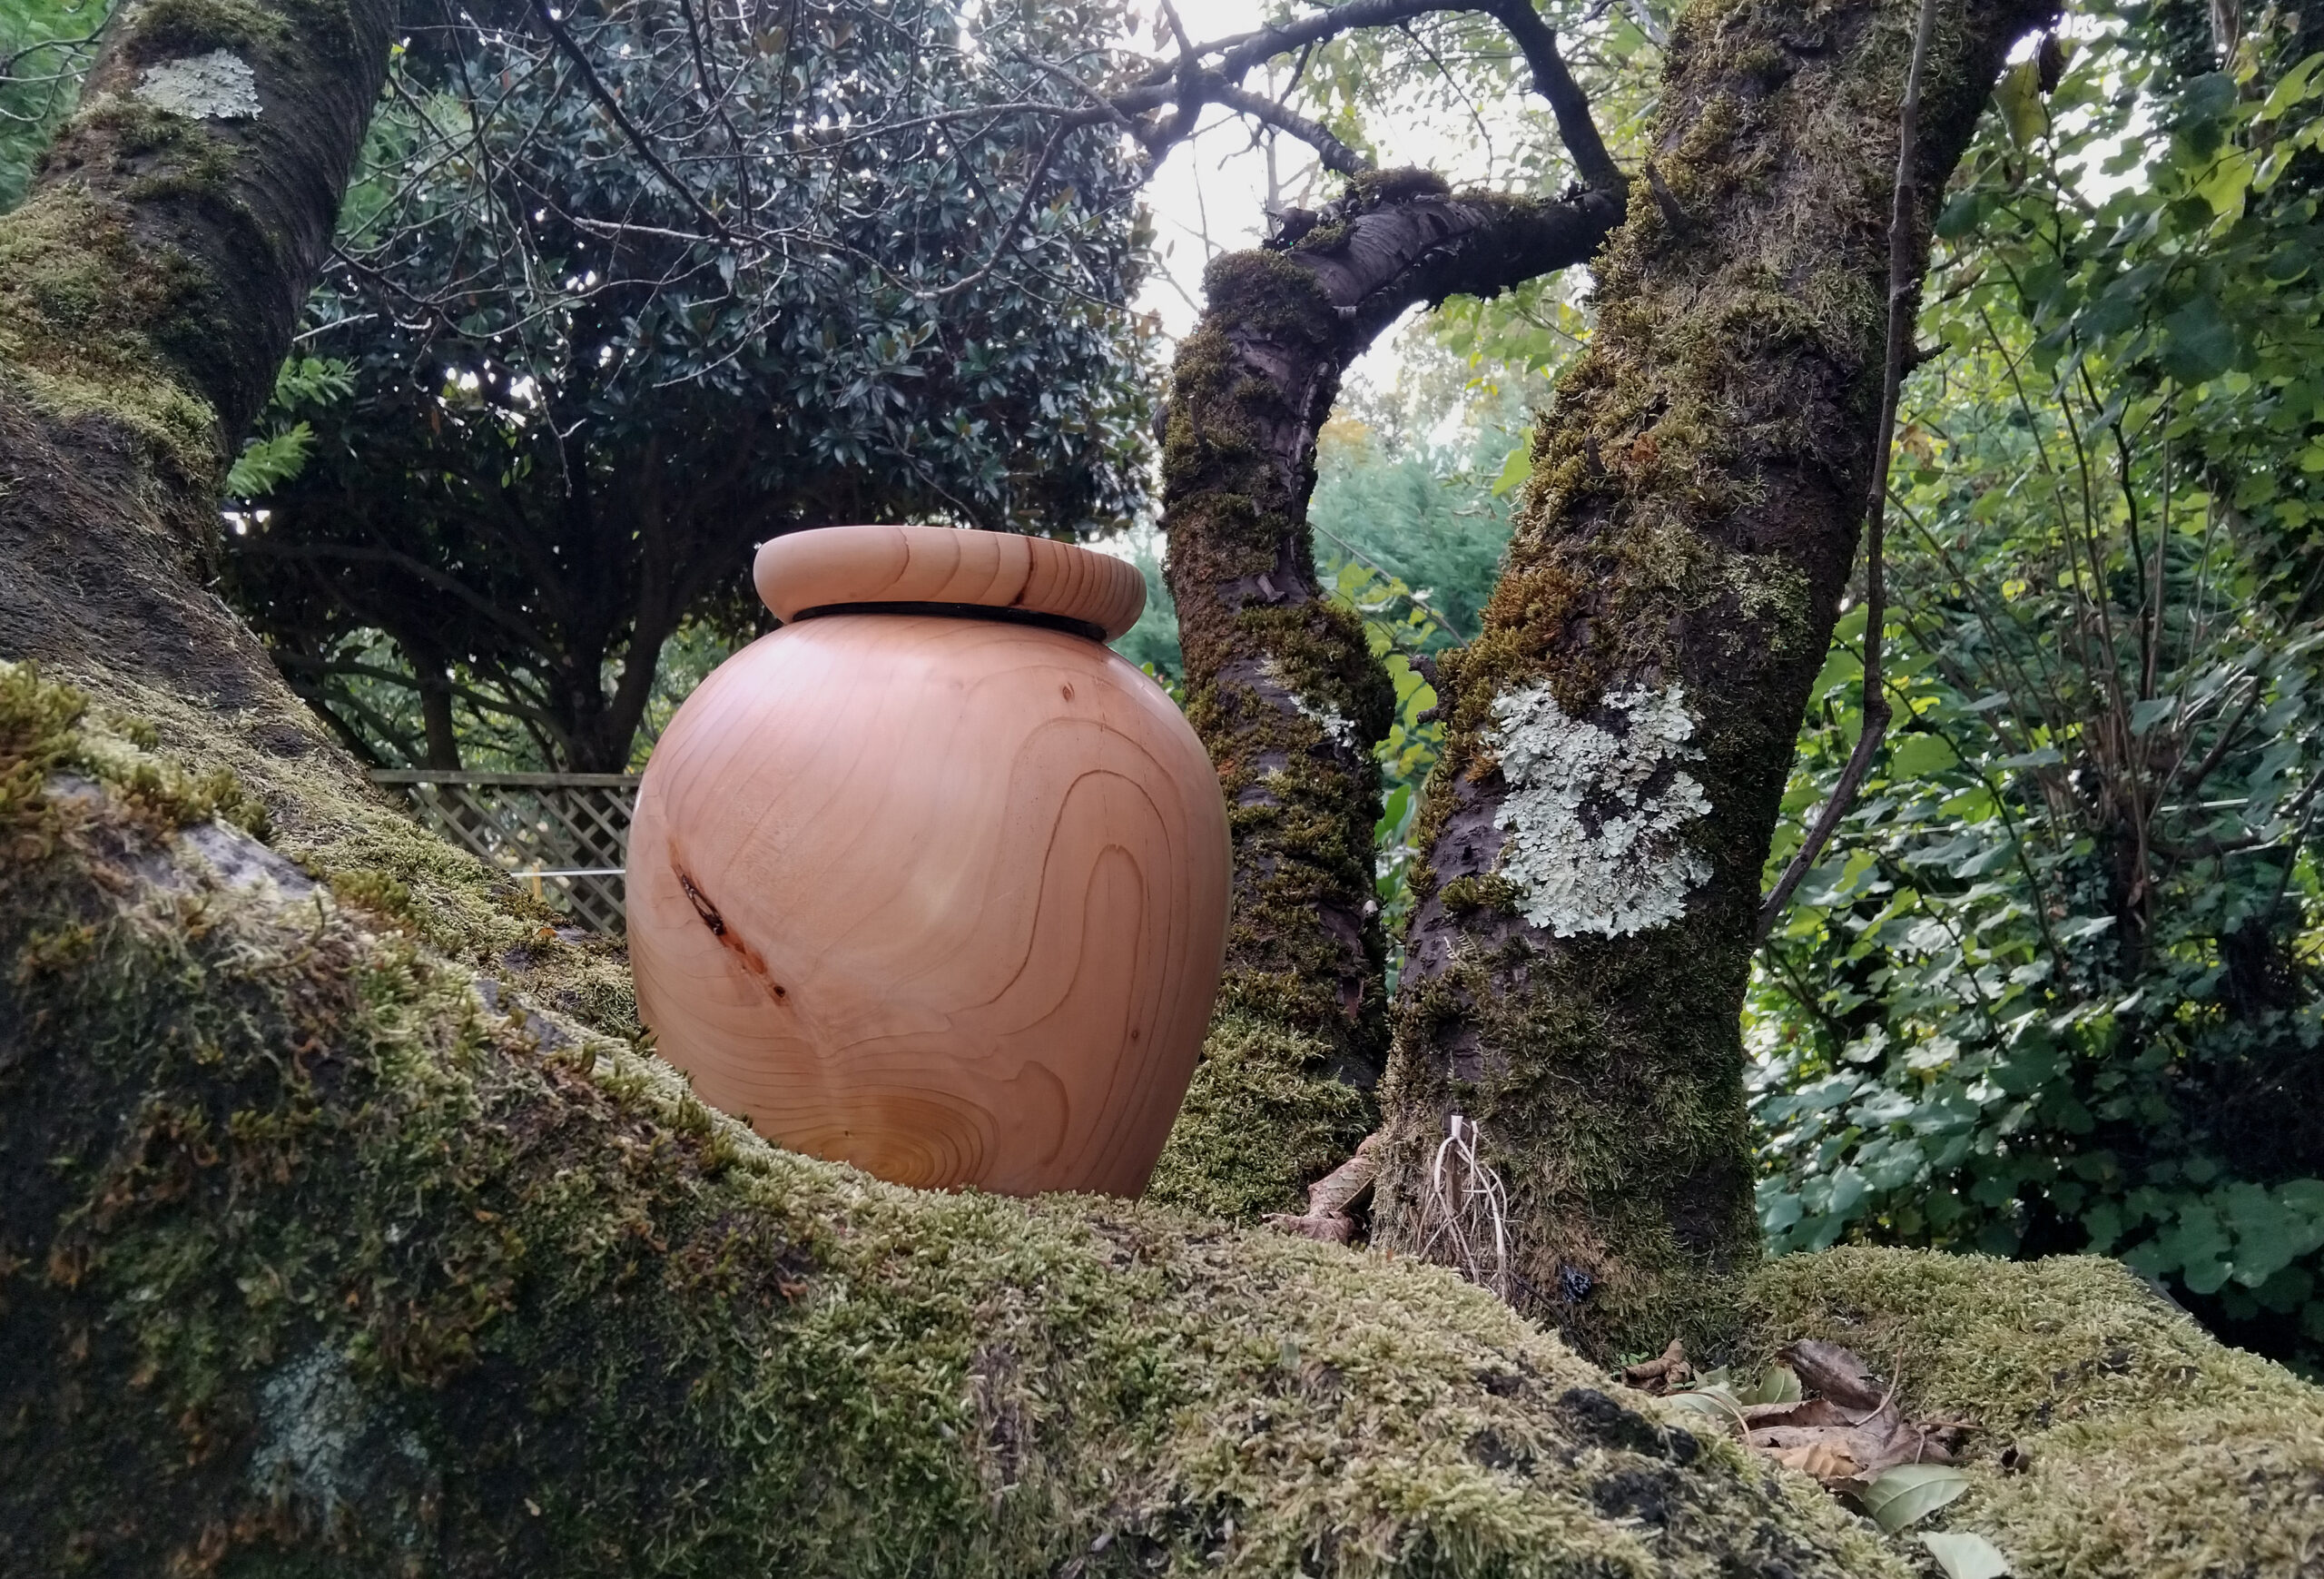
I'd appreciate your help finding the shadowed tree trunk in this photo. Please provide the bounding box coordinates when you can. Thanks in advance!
[1369,0,2054,1359]
[1147,173,1624,1219]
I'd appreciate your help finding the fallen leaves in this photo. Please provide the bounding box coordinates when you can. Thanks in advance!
[1640,1337,2004,1561]
[1264,1133,1381,1244]
[1922,1530,2013,1578]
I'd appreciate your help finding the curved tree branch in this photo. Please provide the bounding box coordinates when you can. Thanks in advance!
[1153,172,1622,1215]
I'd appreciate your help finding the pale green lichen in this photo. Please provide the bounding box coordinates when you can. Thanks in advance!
[1486,680,1712,937]
[1263,655,1360,752]
[133,49,264,119]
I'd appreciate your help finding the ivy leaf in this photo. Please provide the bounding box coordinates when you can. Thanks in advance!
[1994,59,2046,149]
[1860,1464,1972,1533]
[2159,295,2236,385]
[1922,1531,2012,1579]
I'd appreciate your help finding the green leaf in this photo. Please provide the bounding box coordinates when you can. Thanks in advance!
[1934,193,1984,241]
[1994,59,2046,149]
[1861,1464,1972,1533]
[1889,734,1959,777]
[2159,295,2236,385]
[223,422,317,498]
[1738,1364,1802,1405]
[2260,51,2324,120]
[1492,443,1533,497]
[1922,1531,2012,1579]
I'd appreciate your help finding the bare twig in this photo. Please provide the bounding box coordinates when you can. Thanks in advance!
[527,0,736,246]
[1756,0,1940,943]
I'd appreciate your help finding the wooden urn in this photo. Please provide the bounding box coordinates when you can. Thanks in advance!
[626,526,1231,1197]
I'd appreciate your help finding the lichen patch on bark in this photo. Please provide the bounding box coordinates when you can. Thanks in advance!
[133,49,263,119]
[1263,656,1359,751]
[1486,680,1710,938]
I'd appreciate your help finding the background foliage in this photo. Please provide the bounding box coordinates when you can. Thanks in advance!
[1749,3,2324,1370]
[216,0,1157,770]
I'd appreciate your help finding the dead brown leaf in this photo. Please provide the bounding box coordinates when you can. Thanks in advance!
[1766,1441,1865,1485]
[1696,1340,1976,1492]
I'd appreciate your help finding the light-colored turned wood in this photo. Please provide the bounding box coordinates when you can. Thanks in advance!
[629,534,1228,1197]
[753,524,1148,640]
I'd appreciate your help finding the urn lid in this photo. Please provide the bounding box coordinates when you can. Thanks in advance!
[753,525,1147,642]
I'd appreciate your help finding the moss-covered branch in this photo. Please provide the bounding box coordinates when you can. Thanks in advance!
[9,667,2319,1574]
[1151,173,1622,1219]
[1372,0,2054,1359]
[0,666,1886,1574]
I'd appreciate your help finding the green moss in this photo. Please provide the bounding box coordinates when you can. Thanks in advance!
[0,665,1933,1575]
[4,660,641,1040]
[0,185,222,489]
[116,0,294,62]
[1147,1012,1374,1219]
[1342,167,1452,210]
[1748,1248,2324,1578]
[1437,874,1521,915]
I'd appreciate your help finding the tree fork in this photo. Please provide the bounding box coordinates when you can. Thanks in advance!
[1150,172,1623,1218]
[1370,0,2054,1359]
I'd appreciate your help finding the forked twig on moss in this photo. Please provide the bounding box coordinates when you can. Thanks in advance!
[1418,1114,1512,1300]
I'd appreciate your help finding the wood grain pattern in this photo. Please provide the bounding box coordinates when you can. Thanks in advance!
[627,610,1230,1196]
[753,525,1148,639]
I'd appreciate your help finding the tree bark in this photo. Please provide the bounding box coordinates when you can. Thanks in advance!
[0,0,400,826]
[1149,171,1622,1218]
[1370,0,2054,1359]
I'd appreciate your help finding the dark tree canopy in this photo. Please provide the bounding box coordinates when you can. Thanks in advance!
[220,0,1157,770]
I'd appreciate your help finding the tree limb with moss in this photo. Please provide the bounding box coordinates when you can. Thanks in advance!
[1365,0,2059,1362]
[1149,171,1624,1219]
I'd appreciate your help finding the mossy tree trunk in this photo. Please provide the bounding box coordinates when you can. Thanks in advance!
[1370,0,2053,1359]
[1149,173,1624,1219]
[0,0,642,1024]
[0,0,396,795]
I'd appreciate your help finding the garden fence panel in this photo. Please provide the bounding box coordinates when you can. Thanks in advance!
[371,769,639,933]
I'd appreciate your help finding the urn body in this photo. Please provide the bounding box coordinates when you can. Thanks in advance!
[627,528,1229,1196]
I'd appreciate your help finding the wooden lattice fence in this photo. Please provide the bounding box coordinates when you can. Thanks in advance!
[372,770,639,933]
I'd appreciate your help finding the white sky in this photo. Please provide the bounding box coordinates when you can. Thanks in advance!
[1114,0,1527,381]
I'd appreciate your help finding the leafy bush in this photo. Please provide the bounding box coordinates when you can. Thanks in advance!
[1751,12,2324,1369]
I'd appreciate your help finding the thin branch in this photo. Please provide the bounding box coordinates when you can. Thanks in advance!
[1207,77,1371,174]
[1757,0,1940,944]
[527,0,735,246]
[1484,0,1621,188]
